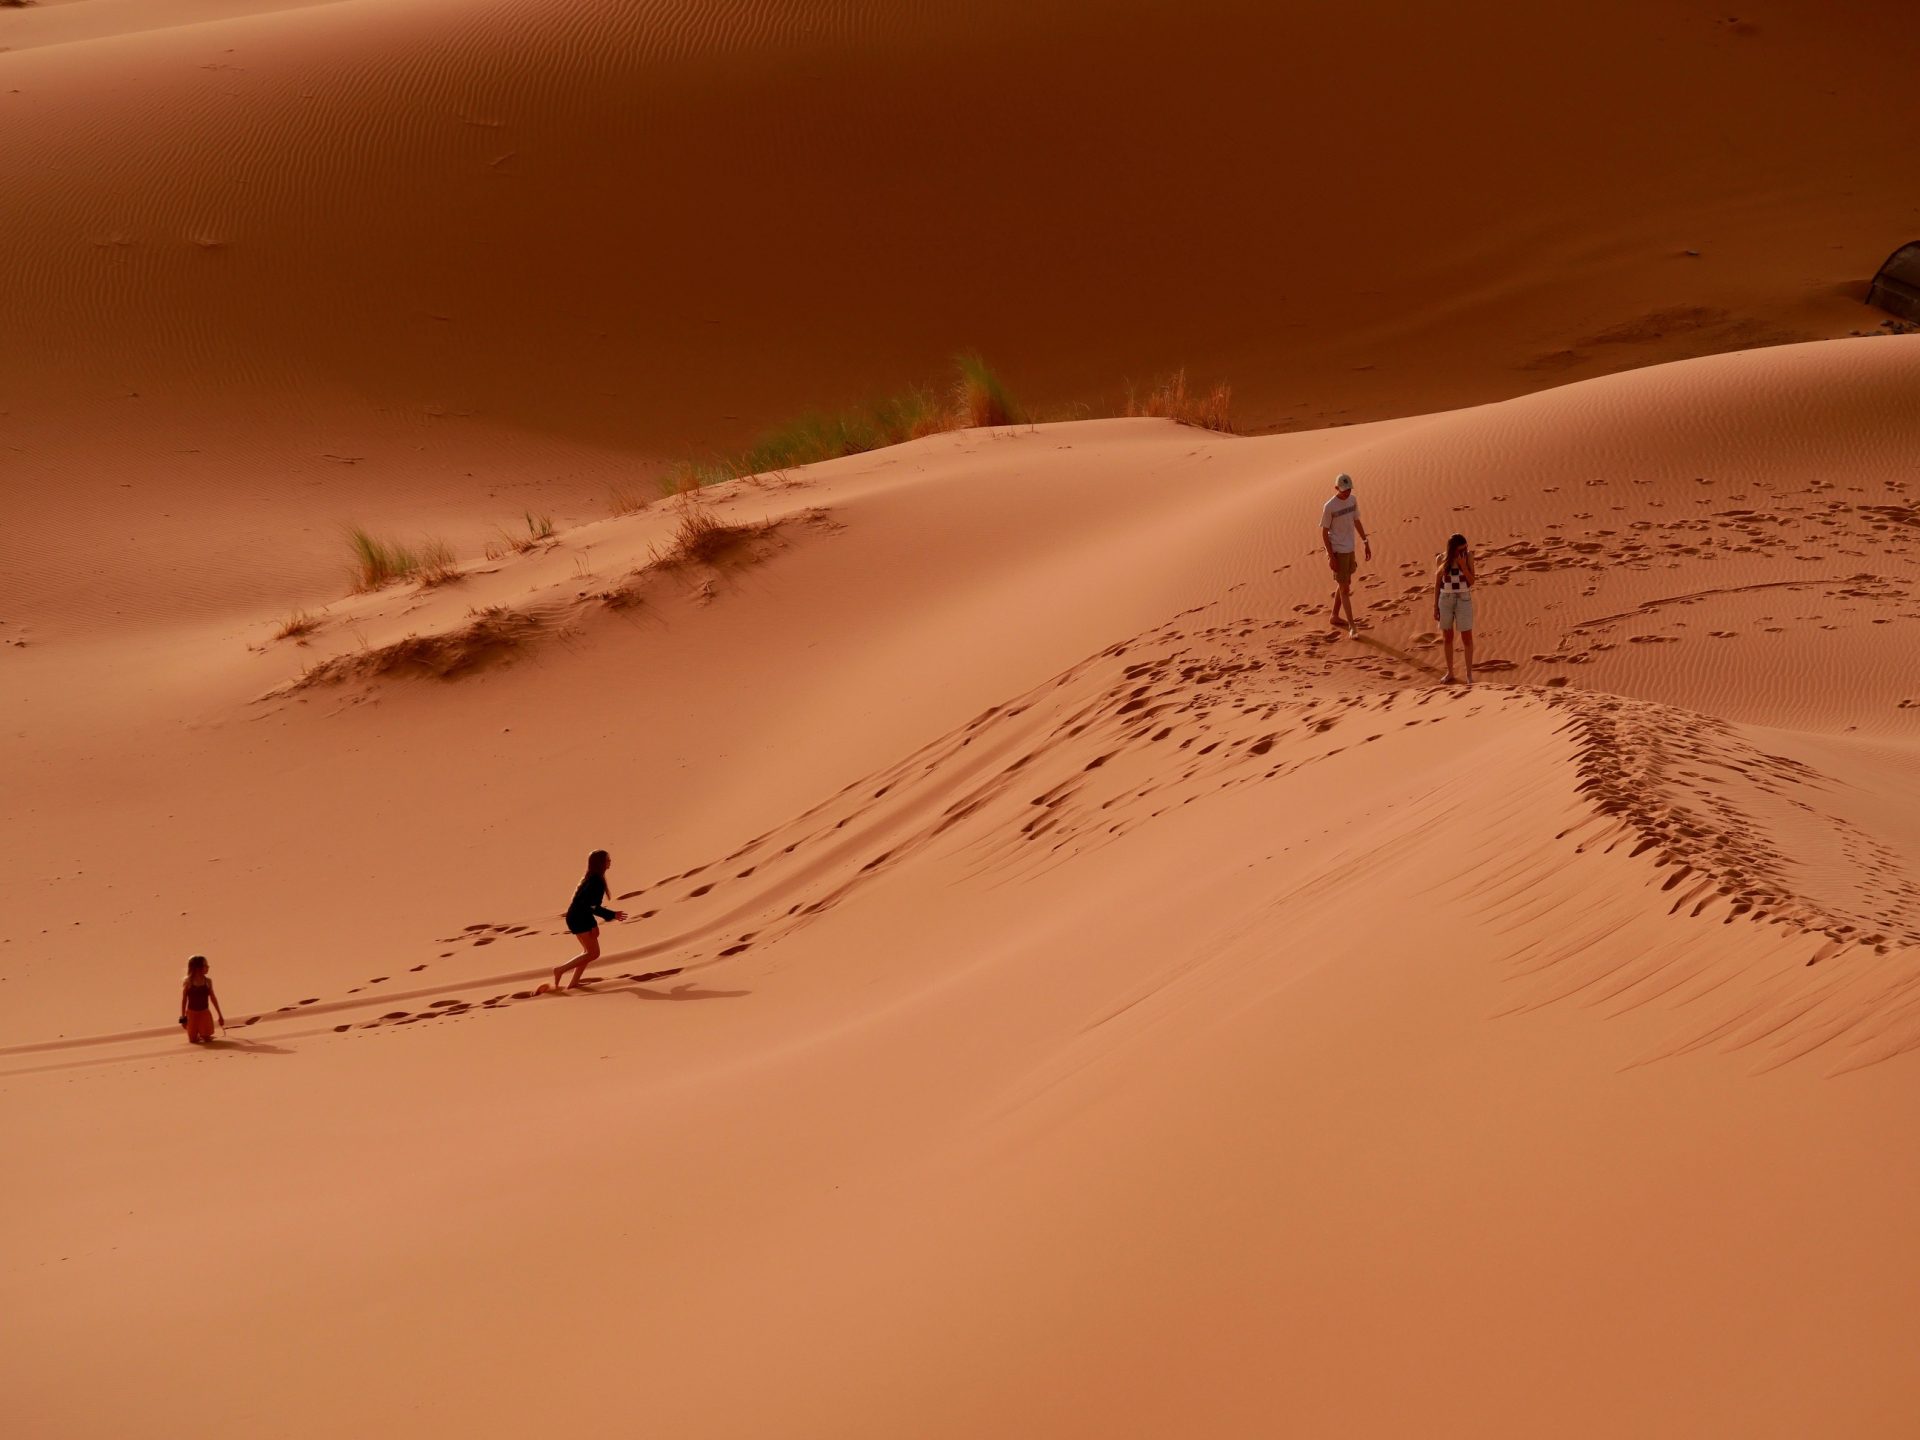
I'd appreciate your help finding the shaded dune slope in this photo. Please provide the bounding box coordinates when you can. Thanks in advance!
[5,0,1920,629]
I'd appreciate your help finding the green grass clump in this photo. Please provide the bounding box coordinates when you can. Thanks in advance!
[347,528,419,590]
[660,355,1021,497]
[347,527,462,589]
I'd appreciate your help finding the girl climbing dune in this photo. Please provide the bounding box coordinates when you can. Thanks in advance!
[178,955,225,1044]
[555,849,625,991]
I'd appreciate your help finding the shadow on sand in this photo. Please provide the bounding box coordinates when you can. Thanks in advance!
[580,978,751,1004]
[199,1037,297,1056]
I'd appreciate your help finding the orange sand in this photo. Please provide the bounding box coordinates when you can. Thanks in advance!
[4,2,1920,1436]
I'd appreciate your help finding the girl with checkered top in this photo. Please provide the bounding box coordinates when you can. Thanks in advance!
[1433,533,1475,684]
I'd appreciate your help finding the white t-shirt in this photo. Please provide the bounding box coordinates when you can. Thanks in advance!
[1320,493,1360,553]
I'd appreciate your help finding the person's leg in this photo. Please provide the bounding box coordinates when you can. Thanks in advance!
[1461,627,1474,683]
[556,929,601,990]
[1441,626,1456,682]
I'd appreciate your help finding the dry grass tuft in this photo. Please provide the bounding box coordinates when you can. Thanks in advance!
[416,538,462,586]
[274,610,322,641]
[486,512,556,559]
[1125,369,1234,432]
[659,502,765,569]
[609,485,650,516]
[954,351,1021,428]
[285,607,541,691]
[659,461,714,499]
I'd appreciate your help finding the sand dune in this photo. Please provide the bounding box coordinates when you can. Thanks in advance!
[6,0,1920,1432]
[5,0,1920,631]
[6,334,1920,1436]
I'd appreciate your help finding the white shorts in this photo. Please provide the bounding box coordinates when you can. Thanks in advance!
[1437,590,1474,631]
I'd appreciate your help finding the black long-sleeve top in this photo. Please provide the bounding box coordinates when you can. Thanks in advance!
[565,873,617,932]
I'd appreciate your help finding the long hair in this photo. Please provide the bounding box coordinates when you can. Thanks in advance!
[187,955,208,975]
[585,850,611,877]
[1445,533,1468,568]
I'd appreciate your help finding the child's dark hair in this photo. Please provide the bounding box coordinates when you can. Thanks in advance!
[586,850,611,876]
[187,955,209,973]
[1445,533,1469,564]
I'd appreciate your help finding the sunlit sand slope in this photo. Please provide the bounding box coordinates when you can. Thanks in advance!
[4,338,1919,1437]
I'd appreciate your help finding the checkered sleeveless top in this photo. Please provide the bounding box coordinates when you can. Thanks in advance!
[1439,559,1471,594]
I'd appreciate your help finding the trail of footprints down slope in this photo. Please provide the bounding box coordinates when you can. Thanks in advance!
[217,581,1920,1075]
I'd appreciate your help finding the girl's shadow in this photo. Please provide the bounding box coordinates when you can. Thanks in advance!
[201,1037,297,1056]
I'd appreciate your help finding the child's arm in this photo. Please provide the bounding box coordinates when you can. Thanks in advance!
[209,984,225,1027]
[180,981,190,1021]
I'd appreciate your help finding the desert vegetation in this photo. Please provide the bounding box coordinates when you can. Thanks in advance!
[486,511,555,558]
[345,527,463,589]
[658,501,766,568]
[648,353,1237,503]
[662,353,1023,494]
[283,606,542,691]
[274,609,321,641]
[1124,369,1234,432]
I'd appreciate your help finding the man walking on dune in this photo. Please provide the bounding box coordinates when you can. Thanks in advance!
[1320,471,1371,635]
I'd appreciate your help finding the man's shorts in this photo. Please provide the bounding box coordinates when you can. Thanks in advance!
[1437,589,1475,632]
[1332,550,1357,581]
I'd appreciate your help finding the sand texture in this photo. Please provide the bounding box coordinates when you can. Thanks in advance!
[4,1,1920,1436]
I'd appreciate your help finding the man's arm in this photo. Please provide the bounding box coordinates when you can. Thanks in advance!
[1355,514,1372,555]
